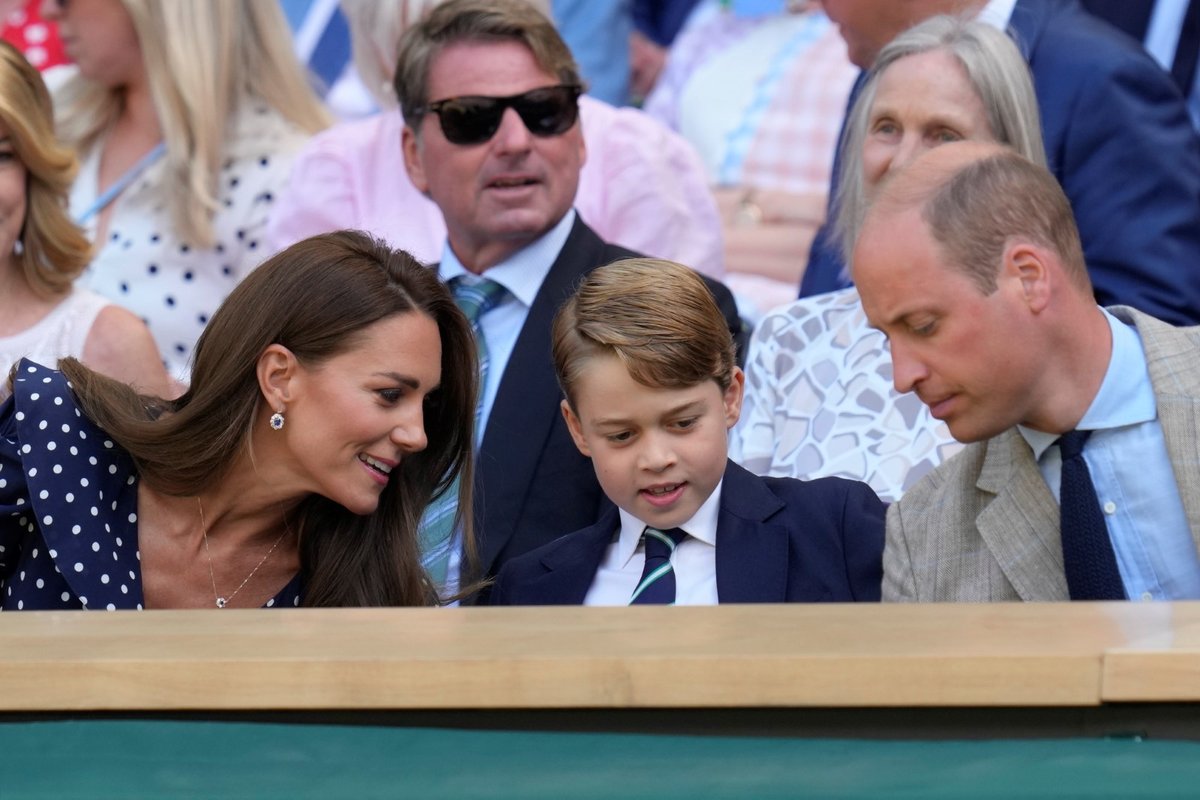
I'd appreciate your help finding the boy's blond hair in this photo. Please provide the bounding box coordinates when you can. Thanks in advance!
[552,258,736,408]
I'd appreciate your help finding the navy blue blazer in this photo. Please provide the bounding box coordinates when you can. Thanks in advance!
[800,0,1200,327]
[1080,0,1154,40]
[1082,0,1200,94]
[470,217,743,581]
[487,460,885,605]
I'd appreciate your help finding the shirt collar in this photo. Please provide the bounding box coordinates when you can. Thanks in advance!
[614,478,725,568]
[438,209,576,308]
[976,0,1018,29]
[1019,308,1157,460]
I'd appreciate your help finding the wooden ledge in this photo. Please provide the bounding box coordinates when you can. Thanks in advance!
[4,603,1190,712]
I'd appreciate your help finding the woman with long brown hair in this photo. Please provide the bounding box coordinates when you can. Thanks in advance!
[0,230,477,609]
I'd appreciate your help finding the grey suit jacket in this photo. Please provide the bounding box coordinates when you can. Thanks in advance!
[884,307,1200,601]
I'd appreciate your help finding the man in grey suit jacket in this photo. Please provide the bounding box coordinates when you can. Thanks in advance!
[854,141,1200,602]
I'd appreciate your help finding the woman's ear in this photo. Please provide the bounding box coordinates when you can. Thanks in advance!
[257,344,299,414]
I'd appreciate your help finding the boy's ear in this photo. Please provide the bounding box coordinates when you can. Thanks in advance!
[723,367,745,430]
[561,399,591,456]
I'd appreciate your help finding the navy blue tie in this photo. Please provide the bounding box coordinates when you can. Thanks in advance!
[1173,0,1200,95]
[629,527,688,605]
[1057,430,1125,600]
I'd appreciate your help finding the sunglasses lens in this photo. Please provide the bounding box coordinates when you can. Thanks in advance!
[429,86,580,145]
[514,87,580,136]
[436,98,504,145]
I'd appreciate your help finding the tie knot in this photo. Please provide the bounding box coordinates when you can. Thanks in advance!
[1057,429,1092,460]
[642,527,687,559]
[451,276,508,324]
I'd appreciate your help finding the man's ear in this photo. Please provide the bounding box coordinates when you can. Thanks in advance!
[560,398,591,457]
[257,343,300,416]
[723,366,745,429]
[1004,240,1051,313]
[402,124,430,196]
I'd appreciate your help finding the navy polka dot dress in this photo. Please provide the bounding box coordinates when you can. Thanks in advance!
[0,360,302,610]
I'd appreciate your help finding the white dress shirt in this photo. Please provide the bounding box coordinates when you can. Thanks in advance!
[583,480,725,606]
[977,0,1018,30]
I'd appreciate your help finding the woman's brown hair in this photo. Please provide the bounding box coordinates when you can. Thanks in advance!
[60,231,478,606]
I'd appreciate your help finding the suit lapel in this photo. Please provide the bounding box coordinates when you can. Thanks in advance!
[714,462,789,602]
[1007,0,1054,61]
[974,430,1069,600]
[527,508,620,604]
[1117,307,1200,555]
[475,218,613,570]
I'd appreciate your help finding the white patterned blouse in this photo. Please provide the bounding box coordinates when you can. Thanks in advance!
[730,287,964,503]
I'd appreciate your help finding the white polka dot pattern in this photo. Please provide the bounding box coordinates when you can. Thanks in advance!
[70,105,311,383]
[0,360,303,609]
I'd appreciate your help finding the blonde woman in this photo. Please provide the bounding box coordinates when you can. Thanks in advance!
[0,40,168,400]
[43,0,331,381]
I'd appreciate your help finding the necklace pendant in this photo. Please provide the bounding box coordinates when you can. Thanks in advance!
[215,597,227,609]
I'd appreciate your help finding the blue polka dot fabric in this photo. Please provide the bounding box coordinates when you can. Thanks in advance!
[0,360,302,610]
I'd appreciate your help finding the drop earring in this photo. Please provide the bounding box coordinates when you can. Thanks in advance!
[269,411,285,431]
[13,238,23,256]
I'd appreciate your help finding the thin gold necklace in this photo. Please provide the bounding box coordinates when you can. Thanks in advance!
[196,498,290,609]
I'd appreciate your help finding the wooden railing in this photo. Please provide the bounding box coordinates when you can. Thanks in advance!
[1,603,1197,713]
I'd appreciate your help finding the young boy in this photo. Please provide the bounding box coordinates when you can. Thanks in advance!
[489,258,885,605]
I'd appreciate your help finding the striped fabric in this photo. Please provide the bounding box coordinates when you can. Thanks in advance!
[418,277,509,587]
[629,527,689,604]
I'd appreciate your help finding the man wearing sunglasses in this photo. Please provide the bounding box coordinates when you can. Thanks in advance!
[395,0,743,590]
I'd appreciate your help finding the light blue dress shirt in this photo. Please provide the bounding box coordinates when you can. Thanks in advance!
[439,210,577,444]
[552,0,632,106]
[437,210,577,592]
[1019,309,1200,600]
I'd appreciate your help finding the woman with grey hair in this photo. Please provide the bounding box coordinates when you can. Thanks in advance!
[731,16,1046,502]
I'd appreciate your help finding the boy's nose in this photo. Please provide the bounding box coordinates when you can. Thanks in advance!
[638,433,677,472]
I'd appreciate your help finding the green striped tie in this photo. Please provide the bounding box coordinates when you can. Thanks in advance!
[629,527,688,604]
[418,276,508,586]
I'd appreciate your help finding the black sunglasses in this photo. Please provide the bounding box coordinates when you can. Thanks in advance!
[418,84,583,146]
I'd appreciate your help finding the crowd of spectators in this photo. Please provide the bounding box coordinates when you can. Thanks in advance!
[2,0,1200,611]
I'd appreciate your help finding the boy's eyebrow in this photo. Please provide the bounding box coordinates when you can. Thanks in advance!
[591,399,706,427]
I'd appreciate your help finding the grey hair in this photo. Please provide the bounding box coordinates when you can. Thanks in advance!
[835,15,1045,261]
